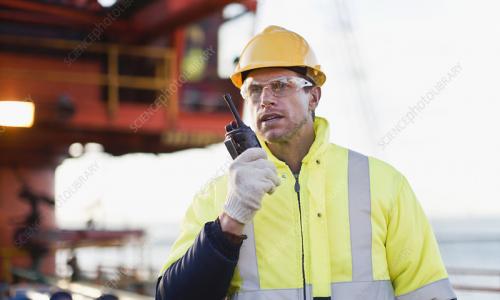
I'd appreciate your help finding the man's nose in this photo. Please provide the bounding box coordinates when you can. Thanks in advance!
[259,86,276,107]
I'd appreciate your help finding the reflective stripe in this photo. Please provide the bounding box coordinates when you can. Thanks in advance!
[232,285,312,300]
[232,281,395,300]
[396,278,456,300]
[332,280,394,299]
[348,150,373,281]
[237,222,260,290]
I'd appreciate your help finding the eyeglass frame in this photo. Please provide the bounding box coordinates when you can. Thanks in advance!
[240,75,314,103]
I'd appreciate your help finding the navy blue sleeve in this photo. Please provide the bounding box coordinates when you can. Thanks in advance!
[156,220,242,300]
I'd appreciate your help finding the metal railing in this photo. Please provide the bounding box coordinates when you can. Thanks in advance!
[0,34,177,120]
[449,267,500,293]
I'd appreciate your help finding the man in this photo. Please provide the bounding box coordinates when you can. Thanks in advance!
[156,26,457,300]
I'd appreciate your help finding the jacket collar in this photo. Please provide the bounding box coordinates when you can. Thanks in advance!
[258,116,330,168]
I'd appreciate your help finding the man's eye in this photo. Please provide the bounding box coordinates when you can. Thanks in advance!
[271,81,288,92]
[248,85,263,95]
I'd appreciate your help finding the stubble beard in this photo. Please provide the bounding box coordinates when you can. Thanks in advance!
[263,113,310,145]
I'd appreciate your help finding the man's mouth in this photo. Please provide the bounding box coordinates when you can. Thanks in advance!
[260,113,283,123]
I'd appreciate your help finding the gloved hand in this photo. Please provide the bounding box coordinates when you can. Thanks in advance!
[224,148,281,224]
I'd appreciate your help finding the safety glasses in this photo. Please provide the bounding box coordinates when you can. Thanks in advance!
[240,76,314,103]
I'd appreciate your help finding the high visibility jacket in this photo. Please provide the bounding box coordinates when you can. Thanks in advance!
[162,117,456,300]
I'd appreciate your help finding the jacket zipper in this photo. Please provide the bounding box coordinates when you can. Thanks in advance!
[294,173,307,300]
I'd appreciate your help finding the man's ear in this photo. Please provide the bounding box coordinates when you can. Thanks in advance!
[308,87,321,112]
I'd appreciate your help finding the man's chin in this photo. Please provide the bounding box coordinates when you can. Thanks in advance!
[259,129,288,143]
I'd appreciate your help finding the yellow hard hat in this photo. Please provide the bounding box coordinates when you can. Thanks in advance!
[230,25,326,88]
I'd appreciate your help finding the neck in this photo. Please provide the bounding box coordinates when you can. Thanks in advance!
[266,122,315,174]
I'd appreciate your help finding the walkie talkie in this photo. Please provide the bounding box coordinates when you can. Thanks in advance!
[222,93,261,159]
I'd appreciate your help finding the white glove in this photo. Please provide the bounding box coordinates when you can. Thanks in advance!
[224,148,281,224]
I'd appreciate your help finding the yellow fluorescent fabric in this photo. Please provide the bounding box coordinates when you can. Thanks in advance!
[384,175,449,295]
[161,117,450,298]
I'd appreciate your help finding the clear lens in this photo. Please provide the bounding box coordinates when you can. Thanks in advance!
[240,76,313,102]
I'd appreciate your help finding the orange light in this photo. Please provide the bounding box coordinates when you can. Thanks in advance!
[0,100,35,127]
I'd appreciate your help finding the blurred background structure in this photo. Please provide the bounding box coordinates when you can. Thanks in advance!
[1,0,499,299]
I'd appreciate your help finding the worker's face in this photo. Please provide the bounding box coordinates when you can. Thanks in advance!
[243,68,321,143]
